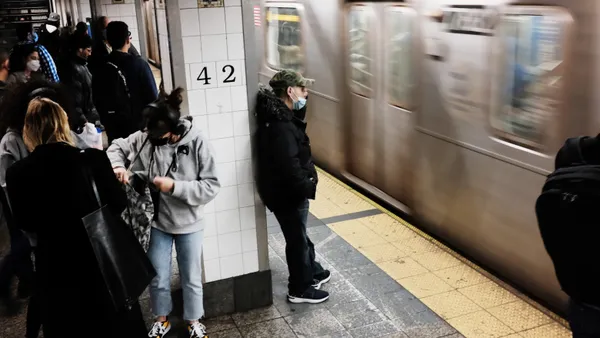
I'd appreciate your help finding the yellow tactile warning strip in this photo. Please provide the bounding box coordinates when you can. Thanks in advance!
[311,168,572,338]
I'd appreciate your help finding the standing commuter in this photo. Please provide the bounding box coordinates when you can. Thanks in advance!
[255,70,330,304]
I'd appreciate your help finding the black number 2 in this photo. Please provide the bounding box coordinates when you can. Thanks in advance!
[197,67,211,85]
[222,65,236,83]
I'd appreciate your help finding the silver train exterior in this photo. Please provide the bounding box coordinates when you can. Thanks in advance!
[253,0,599,313]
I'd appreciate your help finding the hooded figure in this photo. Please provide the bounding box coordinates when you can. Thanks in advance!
[254,69,331,304]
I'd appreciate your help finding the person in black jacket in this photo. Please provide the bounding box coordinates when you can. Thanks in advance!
[88,16,140,76]
[5,97,147,338]
[61,33,101,128]
[92,21,157,141]
[255,70,330,304]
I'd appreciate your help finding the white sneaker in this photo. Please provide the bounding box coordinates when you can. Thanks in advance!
[188,321,208,338]
[148,320,171,338]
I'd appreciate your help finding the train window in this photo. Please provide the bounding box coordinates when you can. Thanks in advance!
[265,6,304,72]
[386,7,414,109]
[348,6,372,97]
[491,11,569,149]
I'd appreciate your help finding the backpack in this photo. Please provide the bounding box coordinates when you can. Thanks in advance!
[99,61,135,140]
[535,136,600,306]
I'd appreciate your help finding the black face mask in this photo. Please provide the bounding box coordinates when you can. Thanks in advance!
[150,137,169,147]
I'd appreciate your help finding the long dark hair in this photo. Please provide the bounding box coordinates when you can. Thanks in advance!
[8,44,37,73]
[0,80,81,138]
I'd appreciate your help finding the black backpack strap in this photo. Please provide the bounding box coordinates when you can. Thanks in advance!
[106,62,131,99]
[566,136,587,165]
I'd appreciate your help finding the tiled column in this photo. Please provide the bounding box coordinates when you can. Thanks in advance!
[154,0,271,317]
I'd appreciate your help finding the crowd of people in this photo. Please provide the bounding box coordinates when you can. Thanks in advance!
[0,11,329,338]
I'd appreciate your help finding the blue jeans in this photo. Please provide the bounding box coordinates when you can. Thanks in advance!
[147,227,204,321]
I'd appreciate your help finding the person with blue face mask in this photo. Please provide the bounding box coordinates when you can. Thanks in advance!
[255,70,331,305]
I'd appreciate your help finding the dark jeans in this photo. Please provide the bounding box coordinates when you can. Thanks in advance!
[569,299,600,338]
[274,199,325,294]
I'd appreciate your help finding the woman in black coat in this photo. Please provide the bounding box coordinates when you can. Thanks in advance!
[5,97,147,337]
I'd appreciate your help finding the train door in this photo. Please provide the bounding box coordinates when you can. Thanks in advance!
[344,2,416,205]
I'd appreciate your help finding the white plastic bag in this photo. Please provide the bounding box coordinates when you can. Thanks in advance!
[72,123,103,150]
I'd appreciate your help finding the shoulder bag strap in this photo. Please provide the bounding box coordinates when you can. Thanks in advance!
[80,150,102,208]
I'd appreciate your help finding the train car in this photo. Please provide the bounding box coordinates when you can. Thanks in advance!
[254,0,598,314]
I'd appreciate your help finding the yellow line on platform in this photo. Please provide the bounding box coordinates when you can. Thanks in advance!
[313,167,571,338]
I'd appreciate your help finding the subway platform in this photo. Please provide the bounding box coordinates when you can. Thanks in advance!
[0,170,572,338]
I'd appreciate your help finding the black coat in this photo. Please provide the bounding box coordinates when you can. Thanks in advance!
[5,143,147,337]
[60,56,100,125]
[255,87,318,211]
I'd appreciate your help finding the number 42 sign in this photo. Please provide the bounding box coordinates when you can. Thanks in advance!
[191,61,243,90]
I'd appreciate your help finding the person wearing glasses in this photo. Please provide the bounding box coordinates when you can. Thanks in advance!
[92,21,158,142]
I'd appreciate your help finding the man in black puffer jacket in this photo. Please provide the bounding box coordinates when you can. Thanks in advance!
[255,70,331,304]
[60,33,100,129]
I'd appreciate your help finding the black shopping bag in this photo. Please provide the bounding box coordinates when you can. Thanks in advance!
[80,151,156,311]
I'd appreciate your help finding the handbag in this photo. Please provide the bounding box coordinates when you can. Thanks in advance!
[121,136,154,251]
[80,150,156,312]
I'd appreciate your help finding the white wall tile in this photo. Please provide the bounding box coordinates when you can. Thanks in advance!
[225,6,243,34]
[199,8,226,35]
[125,0,135,3]
[82,7,92,18]
[129,28,139,42]
[210,138,235,163]
[119,4,135,16]
[206,88,232,114]
[183,37,202,64]
[236,160,253,184]
[220,254,244,279]
[216,60,242,87]
[185,64,192,89]
[233,111,249,136]
[241,229,258,252]
[234,135,251,161]
[179,0,197,9]
[187,89,207,115]
[106,4,120,17]
[230,85,248,111]
[194,115,208,133]
[180,9,200,37]
[121,16,137,28]
[190,62,217,90]
[225,0,241,6]
[227,33,245,60]
[243,252,259,274]
[204,258,221,282]
[240,207,256,230]
[217,162,237,187]
[204,212,217,237]
[238,183,255,208]
[203,236,219,260]
[201,35,228,62]
[240,55,246,85]
[215,186,239,211]
[216,209,241,235]
[218,232,242,256]
[208,113,234,140]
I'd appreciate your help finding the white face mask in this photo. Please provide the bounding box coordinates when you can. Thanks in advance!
[27,60,41,72]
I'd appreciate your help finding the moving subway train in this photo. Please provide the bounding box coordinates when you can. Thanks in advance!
[254,0,597,314]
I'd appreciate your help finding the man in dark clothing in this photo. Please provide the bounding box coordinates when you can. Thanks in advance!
[38,13,62,63]
[93,21,157,141]
[540,135,600,337]
[61,34,101,128]
[255,70,330,304]
[0,51,9,100]
[88,16,140,76]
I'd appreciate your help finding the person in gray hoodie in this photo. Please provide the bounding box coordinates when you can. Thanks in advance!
[107,87,220,338]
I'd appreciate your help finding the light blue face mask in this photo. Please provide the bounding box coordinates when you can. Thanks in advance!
[293,97,307,111]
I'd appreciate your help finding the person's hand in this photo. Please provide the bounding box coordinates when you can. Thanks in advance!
[114,167,129,184]
[153,177,175,193]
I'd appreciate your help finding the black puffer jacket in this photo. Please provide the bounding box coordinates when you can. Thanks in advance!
[255,86,318,212]
[61,56,99,125]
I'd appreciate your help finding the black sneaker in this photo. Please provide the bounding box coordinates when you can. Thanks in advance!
[312,270,331,290]
[287,286,330,304]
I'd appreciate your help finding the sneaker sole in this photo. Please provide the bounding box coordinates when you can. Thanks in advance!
[287,294,330,304]
[313,274,332,290]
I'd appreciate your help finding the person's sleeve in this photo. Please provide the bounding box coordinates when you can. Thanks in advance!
[171,137,221,206]
[106,131,146,169]
[89,150,128,215]
[5,166,35,232]
[139,60,158,106]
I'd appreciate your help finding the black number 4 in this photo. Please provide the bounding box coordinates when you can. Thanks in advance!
[222,65,236,83]
[197,67,211,85]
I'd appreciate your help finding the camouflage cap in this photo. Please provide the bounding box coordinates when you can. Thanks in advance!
[269,69,314,89]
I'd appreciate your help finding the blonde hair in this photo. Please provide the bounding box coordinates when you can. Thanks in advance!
[23,97,74,151]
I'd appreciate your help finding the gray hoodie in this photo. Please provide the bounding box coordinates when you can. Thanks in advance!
[107,118,220,234]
